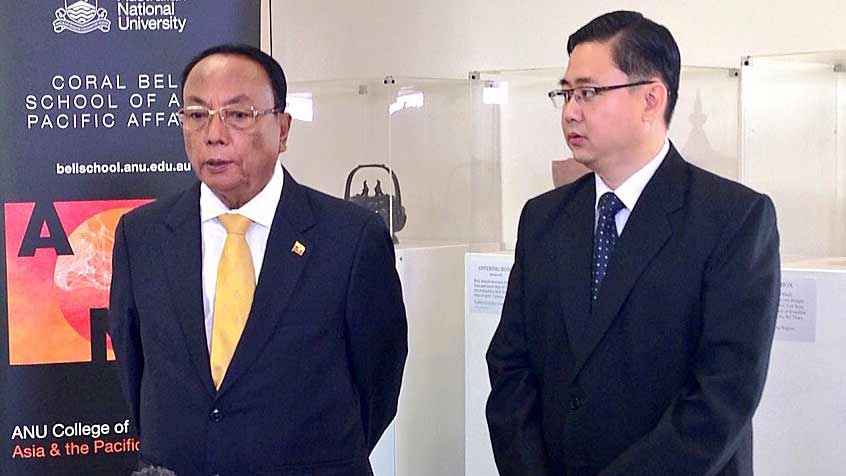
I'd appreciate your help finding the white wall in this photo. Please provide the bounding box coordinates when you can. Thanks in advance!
[267,0,846,81]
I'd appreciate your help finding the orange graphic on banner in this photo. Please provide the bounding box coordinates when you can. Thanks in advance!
[5,200,151,365]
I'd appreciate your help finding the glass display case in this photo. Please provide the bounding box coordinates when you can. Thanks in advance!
[285,77,474,246]
[741,51,846,265]
[470,65,741,251]
[741,51,846,476]
[284,77,470,476]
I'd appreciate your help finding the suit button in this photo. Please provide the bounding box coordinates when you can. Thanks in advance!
[210,409,222,422]
[569,397,583,411]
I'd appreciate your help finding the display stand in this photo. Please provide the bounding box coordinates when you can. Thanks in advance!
[394,243,467,476]
[752,266,846,475]
[464,252,513,476]
[284,77,471,476]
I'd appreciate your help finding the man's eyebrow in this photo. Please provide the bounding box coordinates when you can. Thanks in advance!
[184,96,208,106]
[559,77,596,87]
[222,94,251,106]
[182,94,252,106]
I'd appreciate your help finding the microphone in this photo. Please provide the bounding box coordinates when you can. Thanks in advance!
[131,466,177,476]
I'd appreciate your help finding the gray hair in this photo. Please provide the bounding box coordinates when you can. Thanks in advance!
[131,466,177,476]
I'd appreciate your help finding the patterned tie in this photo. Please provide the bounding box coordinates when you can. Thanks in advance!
[592,192,625,300]
[210,214,255,389]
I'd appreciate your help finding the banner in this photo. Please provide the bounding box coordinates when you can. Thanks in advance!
[0,1,261,474]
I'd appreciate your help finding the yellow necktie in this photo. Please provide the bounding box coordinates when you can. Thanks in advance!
[210,213,256,389]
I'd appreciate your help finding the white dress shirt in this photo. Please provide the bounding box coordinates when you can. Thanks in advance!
[199,161,284,348]
[594,137,670,235]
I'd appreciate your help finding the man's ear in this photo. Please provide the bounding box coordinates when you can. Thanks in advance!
[277,112,292,153]
[643,81,668,124]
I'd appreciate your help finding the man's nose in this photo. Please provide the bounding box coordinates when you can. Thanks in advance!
[562,95,582,123]
[205,111,229,144]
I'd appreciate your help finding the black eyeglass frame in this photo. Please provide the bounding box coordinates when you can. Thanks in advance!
[548,80,658,108]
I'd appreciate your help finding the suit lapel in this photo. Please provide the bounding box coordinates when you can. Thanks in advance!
[554,177,597,373]
[569,146,687,380]
[216,169,317,396]
[161,183,217,397]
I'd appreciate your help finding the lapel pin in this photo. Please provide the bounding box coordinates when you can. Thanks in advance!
[291,241,306,256]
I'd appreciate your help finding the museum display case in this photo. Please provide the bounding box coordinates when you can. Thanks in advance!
[285,77,478,246]
[741,51,846,475]
[469,65,741,251]
[284,77,471,476]
[741,51,846,266]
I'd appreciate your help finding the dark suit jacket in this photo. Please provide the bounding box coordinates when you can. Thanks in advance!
[486,145,780,476]
[109,169,408,476]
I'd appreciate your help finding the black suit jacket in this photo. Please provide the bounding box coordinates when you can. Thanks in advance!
[486,145,780,476]
[109,169,408,476]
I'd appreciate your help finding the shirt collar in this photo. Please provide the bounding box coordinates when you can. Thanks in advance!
[595,137,670,212]
[200,160,284,228]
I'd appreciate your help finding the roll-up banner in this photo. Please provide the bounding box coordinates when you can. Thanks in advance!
[0,2,261,474]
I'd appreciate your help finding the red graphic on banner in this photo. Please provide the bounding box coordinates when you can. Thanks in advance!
[5,199,151,365]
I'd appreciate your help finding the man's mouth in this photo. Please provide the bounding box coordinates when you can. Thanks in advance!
[566,132,586,144]
[204,158,234,172]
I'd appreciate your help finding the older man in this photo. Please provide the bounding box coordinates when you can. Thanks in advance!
[110,44,407,476]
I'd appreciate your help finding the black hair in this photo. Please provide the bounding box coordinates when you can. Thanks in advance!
[567,11,680,124]
[181,43,287,111]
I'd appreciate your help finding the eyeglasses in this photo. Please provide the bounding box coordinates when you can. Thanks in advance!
[177,105,281,131]
[548,80,656,108]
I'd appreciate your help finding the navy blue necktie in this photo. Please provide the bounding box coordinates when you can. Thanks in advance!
[592,192,625,300]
